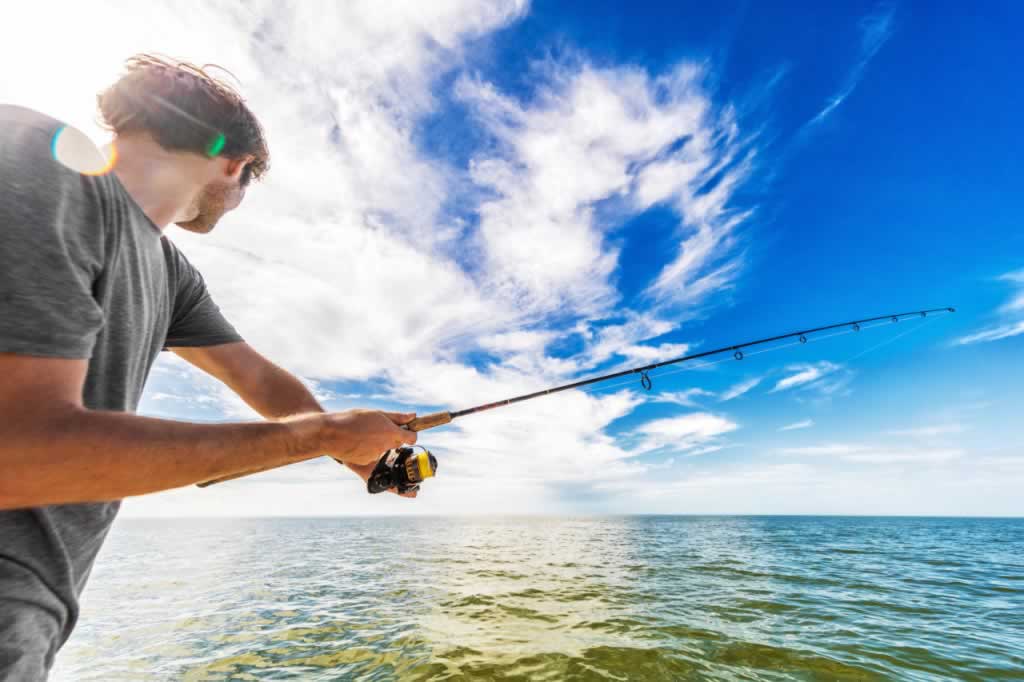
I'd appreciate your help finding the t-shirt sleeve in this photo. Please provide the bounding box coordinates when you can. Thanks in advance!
[0,117,106,358]
[163,240,243,348]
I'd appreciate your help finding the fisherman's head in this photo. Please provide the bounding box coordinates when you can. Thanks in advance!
[97,53,270,233]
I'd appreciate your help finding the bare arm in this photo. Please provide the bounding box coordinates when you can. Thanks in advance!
[170,342,398,489]
[0,352,415,510]
[170,342,324,420]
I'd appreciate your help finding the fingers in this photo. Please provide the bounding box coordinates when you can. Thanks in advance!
[390,430,416,449]
[382,411,416,425]
[389,413,417,446]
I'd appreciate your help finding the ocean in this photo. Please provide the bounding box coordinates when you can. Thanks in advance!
[51,516,1023,681]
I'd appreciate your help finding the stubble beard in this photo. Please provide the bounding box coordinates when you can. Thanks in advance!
[175,181,230,234]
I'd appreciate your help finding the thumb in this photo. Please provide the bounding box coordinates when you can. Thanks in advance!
[382,411,416,426]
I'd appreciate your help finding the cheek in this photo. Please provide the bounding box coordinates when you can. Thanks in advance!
[227,186,245,211]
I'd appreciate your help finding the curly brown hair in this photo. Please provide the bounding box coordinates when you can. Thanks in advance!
[97,53,270,185]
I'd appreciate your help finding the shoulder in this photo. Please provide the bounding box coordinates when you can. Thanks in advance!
[0,104,63,133]
[0,106,113,249]
[161,236,208,290]
[0,104,114,202]
[161,235,194,269]
[0,105,70,172]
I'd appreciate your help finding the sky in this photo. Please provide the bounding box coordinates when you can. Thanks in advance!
[2,1,1021,517]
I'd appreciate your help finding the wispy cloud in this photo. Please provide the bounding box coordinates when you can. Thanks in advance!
[806,3,895,126]
[651,376,759,408]
[1,2,758,516]
[572,312,690,372]
[781,443,963,464]
[587,456,1024,516]
[458,59,754,316]
[955,321,1024,345]
[956,269,1024,345]
[652,388,715,408]
[770,361,842,393]
[719,376,762,401]
[629,412,739,455]
[779,419,814,431]
[886,424,965,438]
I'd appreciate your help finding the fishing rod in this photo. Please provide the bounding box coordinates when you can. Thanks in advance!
[198,307,954,491]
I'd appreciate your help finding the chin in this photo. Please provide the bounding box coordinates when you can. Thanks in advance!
[174,217,218,234]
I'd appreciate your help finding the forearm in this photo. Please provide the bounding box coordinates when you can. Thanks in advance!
[242,361,325,420]
[171,345,364,484]
[0,406,323,510]
[241,363,366,478]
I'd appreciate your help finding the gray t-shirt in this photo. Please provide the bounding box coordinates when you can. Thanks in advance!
[0,105,243,678]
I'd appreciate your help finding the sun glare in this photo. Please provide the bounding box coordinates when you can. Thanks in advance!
[51,124,116,176]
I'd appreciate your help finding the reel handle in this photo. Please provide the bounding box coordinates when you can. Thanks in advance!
[196,410,452,488]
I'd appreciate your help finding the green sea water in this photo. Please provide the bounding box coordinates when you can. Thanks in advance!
[52,517,1023,681]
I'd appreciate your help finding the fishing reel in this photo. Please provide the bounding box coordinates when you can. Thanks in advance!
[367,445,438,495]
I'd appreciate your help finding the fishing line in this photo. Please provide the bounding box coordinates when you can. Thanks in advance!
[843,314,933,364]
[381,319,937,454]
[198,307,954,488]
[442,308,954,420]
[576,318,899,398]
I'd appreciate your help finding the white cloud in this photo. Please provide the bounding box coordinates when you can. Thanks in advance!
[886,424,965,438]
[629,412,738,455]
[139,353,259,421]
[1,0,531,383]
[458,60,753,314]
[781,443,859,456]
[770,361,841,393]
[2,1,762,516]
[588,456,1024,517]
[998,270,1024,314]
[648,375,760,408]
[779,419,814,431]
[955,268,1024,345]
[616,342,690,363]
[478,330,556,354]
[652,388,715,408]
[780,443,963,464]
[719,375,762,401]
[806,4,895,126]
[127,447,1024,518]
[429,390,648,484]
[956,321,1024,346]
[574,312,679,369]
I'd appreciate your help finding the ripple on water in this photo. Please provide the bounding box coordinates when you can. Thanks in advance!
[51,516,1024,681]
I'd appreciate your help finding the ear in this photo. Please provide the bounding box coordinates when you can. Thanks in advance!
[223,155,254,181]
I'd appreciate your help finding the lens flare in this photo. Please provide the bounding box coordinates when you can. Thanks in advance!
[206,132,226,157]
[51,125,117,176]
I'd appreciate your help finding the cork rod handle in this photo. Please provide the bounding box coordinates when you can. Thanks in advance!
[404,410,453,431]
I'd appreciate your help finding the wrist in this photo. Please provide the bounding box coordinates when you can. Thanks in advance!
[281,413,327,461]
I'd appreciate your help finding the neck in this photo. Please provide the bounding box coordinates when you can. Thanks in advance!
[109,135,203,231]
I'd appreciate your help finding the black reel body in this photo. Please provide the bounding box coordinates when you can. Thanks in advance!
[367,445,438,494]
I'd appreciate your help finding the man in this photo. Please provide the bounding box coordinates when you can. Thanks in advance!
[0,54,419,680]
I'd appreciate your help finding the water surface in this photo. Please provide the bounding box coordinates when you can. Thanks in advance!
[53,516,1024,680]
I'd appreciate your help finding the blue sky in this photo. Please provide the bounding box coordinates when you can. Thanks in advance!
[3,1,1021,515]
